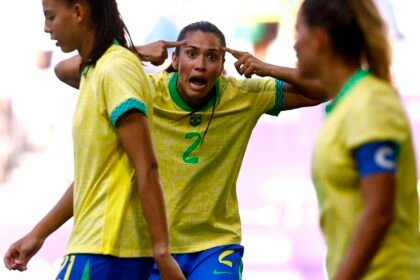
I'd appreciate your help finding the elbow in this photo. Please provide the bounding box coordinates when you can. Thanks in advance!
[143,159,159,179]
[379,211,394,230]
[147,157,159,172]
[368,208,394,232]
[137,159,160,190]
[54,61,66,82]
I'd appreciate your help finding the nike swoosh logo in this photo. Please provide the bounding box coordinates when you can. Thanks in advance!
[213,269,232,275]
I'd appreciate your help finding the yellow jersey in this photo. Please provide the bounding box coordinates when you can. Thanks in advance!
[312,70,420,279]
[148,72,283,254]
[66,45,153,257]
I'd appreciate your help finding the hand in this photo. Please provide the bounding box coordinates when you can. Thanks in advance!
[137,40,187,66]
[224,47,269,78]
[4,233,45,271]
[154,253,185,280]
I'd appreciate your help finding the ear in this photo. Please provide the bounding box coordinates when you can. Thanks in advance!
[171,52,179,71]
[312,27,330,53]
[73,3,86,24]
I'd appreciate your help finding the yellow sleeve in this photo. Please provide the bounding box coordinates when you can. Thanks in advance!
[99,50,151,126]
[236,77,284,116]
[344,86,408,150]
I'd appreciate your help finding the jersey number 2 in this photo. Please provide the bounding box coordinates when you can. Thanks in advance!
[183,132,201,164]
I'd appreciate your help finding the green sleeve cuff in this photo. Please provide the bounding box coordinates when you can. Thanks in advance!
[266,79,284,116]
[110,98,147,126]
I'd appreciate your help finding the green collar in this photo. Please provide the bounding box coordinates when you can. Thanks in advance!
[325,69,370,115]
[82,39,121,78]
[168,73,220,112]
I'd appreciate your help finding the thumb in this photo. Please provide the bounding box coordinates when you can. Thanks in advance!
[16,251,28,266]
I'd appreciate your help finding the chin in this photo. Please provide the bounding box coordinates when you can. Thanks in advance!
[60,46,75,53]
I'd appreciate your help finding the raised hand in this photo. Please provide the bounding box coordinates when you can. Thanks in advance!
[4,233,45,271]
[224,47,270,78]
[137,40,187,66]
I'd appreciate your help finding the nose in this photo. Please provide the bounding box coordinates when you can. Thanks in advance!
[194,55,206,72]
[44,20,51,34]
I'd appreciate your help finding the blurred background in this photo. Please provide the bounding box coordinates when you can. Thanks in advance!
[0,0,419,279]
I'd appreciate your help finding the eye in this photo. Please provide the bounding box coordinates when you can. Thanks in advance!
[187,50,196,58]
[44,13,55,21]
[208,53,218,61]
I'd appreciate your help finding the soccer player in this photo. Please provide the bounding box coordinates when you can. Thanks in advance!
[294,0,420,279]
[3,0,184,279]
[54,21,327,279]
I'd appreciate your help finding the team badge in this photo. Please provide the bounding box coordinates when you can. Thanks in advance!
[189,114,202,127]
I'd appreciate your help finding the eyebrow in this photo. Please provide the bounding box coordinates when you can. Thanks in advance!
[184,45,222,52]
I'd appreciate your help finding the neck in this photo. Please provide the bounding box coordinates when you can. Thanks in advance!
[319,59,360,99]
[78,30,96,61]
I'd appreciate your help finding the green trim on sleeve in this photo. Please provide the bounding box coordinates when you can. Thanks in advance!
[110,98,148,126]
[266,79,284,116]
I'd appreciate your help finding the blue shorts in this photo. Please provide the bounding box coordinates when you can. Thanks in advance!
[149,244,244,280]
[56,254,154,280]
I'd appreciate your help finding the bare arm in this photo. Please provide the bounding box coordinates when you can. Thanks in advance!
[224,47,328,110]
[4,182,74,271]
[334,174,395,280]
[116,111,184,280]
[55,40,186,89]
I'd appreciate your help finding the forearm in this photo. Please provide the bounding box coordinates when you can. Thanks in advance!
[334,210,393,280]
[264,64,327,101]
[30,183,74,240]
[137,169,170,258]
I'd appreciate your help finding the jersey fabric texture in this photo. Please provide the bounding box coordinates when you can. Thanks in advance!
[312,69,420,279]
[147,72,283,254]
[66,44,154,257]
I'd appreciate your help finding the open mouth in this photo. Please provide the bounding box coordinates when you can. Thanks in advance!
[189,76,207,90]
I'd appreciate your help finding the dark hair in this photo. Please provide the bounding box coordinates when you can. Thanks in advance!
[166,21,226,73]
[62,0,138,69]
[301,0,391,82]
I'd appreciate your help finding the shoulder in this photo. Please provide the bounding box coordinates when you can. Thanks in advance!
[353,75,402,112]
[95,45,144,78]
[148,71,170,85]
[220,75,276,95]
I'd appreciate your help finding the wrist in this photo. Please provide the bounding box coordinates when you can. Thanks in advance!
[152,244,171,261]
[28,228,47,242]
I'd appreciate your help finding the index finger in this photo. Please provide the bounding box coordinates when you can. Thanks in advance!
[162,40,187,49]
[223,47,243,59]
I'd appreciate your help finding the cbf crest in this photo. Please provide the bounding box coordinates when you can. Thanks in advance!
[189,114,202,127]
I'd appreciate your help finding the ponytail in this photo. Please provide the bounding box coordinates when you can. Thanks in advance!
[347,0,392,82]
